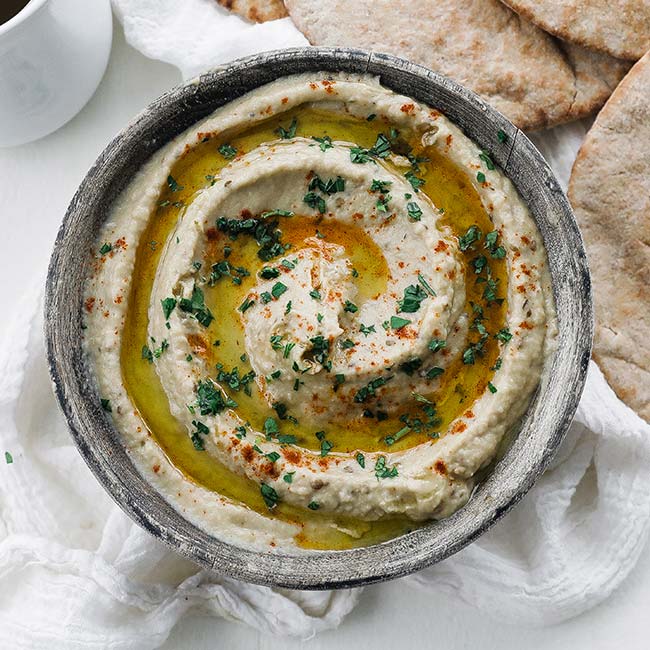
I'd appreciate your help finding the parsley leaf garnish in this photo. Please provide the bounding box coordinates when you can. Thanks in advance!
[179,285,214,327]
[374,455,398,479]
[167,175,183,192]
[196,379,237,415]
[354,376,393,403]
[398,284,428,313]
[458,225,482,251]
[260,483,279,509]
[276,118,297,139]
[407,202,422,221]
[218,144,237,159]
[303,192,326,213]
[405,171,425,192]
[161,297,177,320]
[390,315,411,329]
[312,135,333,151]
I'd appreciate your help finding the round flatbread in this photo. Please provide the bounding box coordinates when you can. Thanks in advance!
[569,51,650,422]
[284,0,630,131]
[217,0,287,22]
[500,0,650,62]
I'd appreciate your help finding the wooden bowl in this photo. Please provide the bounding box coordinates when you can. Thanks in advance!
[44,48,592,589]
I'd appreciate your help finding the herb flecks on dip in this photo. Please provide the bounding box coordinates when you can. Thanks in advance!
[84,73,557,552]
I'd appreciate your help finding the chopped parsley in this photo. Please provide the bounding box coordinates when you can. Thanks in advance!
[374,455,398,479]
[179,285,214,327]
[407,202,422,221]
[260,266,280,279]
[312,135,333,151]
[209,260,250,286]
[4,451,13,465]
[263,417,279,437]
[472,255,488,274]
[319,435,333,457]
[190,420,209,451]
[216,365,256,396]
[309,174,345,195]
[239,296,255,313]
[417,273,436,297]
[305,335,331,371]
[216,214,290,262]
[141,345,153,362]
[463,347,476,365]
[390,315,411,329]
[428,338,446,353]
[360,323,376,336]
[271,282,287,299]
[350,147,373,164]
[344,300,358,313]
[308,501,320,510]
[426,366,444,379]
[100,398,111,412]
[99,242,112,255]
[303,192,326,213]
[283,472,295,484]
[370,179,392,193]
[218,143,237,159]
[161,297,177,320]
[477,171,486,183]
[482,275,501,304]
[458,225,482,251]
[354,375,393,403]
[497,129,508,143]
[495,328,513,343]
[398,284,428,313]
[260,483,279,509]
[478,151,495,170]
[484,230,506,259]
[196,379,236,415]
[376,194,392,213]
[356,452,365,468]
[309,288,321,300]
[405,171,425,192]
[488,382,498,393]
[167,175,183,192]
[276,117,297,139]
[141,338,169,362]
[371,133,391,158]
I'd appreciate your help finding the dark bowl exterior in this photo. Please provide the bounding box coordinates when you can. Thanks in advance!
[44,47,592,590]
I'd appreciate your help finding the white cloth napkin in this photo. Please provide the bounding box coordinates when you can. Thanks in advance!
[1,0,649,646]
[0,283,360,649]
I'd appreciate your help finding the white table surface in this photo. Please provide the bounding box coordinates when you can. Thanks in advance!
[2,15,650,649]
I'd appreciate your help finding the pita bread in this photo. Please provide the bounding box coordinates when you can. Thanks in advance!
[500,0,650,62]
[569,51,650,422]
[284,0,630,131]
[217,0,287,23]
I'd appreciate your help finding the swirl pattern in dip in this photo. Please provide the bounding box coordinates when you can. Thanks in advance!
[84,73,557,551]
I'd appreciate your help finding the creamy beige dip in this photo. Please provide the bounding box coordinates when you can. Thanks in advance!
[83,72,557,551]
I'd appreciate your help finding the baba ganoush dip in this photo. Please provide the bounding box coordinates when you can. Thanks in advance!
[84,72,557,552]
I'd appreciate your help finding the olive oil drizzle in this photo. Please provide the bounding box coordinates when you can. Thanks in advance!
[120,106,507,550]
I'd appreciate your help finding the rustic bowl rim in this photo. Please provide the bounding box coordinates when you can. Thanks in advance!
[44,47,593,590]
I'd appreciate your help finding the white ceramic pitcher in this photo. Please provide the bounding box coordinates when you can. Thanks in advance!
[0,0,112,147]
